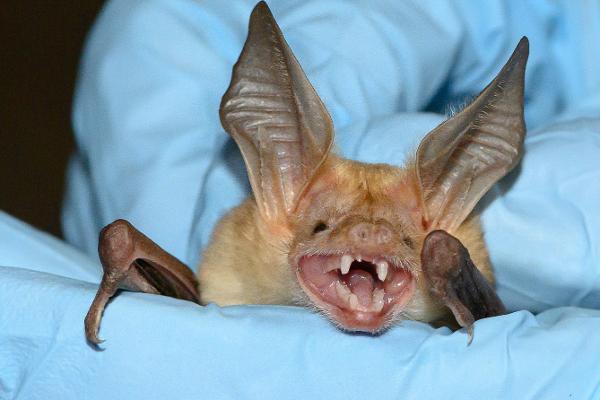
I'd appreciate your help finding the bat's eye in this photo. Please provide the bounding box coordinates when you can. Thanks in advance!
[312,222,329,235]
[403,236,414,249]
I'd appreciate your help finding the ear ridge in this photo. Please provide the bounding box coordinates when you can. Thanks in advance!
[416,37,529,232]
[220,1,334,224]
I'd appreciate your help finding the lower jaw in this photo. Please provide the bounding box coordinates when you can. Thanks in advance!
[298,278,415,333]
[331,309,392,333]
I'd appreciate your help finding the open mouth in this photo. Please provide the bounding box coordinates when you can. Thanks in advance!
[297,253,415,332]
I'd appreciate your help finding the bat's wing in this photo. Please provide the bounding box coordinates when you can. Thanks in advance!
[84,220,199,345]
[421,230,505,343]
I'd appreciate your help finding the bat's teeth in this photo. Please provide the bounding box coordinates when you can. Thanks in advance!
[372,288,385,312]
[340,254,353,275]
[336,281,369,312]
[376,260,388,281]
[335,280,352,303]
[336,280,386,313]
[349,293,359,310]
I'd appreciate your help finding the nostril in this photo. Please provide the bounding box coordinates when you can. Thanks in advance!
[350,223,370,242]
[376,226,392,244]
[349,223,393,244]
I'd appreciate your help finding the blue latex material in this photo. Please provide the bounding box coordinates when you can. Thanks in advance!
[2,0,600,398]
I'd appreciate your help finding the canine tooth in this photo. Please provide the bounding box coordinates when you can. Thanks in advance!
[376,260,389,281]
[340,255,353,275]
[349,294,359,310]
[372,289,385,312]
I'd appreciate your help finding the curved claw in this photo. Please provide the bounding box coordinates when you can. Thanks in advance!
[466,325,474,346]
[84,308,104,345]
[84,275,117,345]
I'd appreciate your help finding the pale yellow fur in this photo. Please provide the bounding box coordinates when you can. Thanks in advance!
[197,157,494,327]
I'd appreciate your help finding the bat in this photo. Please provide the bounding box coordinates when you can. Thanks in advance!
[84,1,528,345]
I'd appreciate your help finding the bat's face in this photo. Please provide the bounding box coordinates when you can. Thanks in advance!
[289,159,425,332]
[217,2,527,335]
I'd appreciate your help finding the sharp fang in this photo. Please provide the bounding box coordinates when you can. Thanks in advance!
[340,255,353,275]
[376,260,389,281]
[349,293,359,310]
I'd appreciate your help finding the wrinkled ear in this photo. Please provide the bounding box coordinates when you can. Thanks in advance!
[416,37,529,232]
[220,1,334,226]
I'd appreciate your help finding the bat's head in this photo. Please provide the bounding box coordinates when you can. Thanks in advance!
[288,160,422,332]
[219,2,527,333]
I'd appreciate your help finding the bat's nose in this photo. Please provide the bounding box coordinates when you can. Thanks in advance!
[349,223,393,246]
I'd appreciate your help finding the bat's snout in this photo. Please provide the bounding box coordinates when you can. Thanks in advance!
[348,222,393,246]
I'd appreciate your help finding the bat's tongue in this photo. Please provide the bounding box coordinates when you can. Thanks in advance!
[344,270,375,307]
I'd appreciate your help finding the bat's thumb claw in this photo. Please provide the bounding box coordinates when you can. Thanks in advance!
[89,338,105,348]
[84,285,114,347]
[84,306,106,347]
[466,325,474,346]
[87,332,104,345]
[85,323,104,346]
[85,328,106,350]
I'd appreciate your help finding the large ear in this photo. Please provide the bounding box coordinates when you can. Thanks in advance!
[220,1,334,226]
[416,37,529,232]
